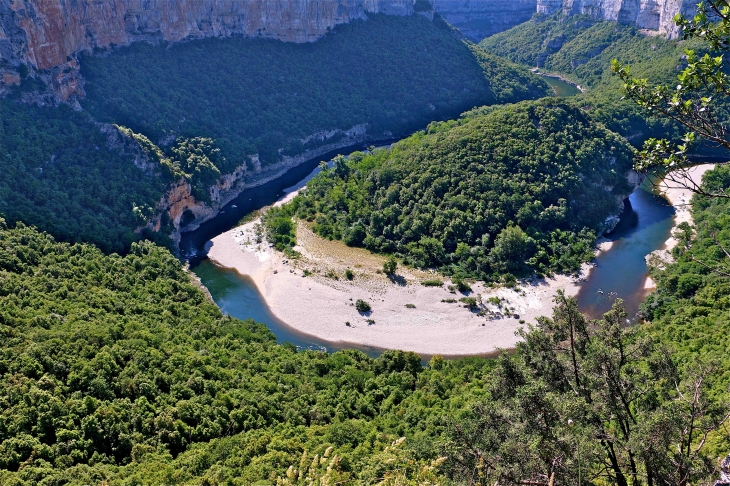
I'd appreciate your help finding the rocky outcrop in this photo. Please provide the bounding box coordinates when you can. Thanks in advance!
[137,123,375,246]
[432,0,538,41]
[0,0,703,100]
[536,0,697,38]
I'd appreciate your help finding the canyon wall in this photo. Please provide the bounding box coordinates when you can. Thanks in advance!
[1,0,414,71]
[536,0,697,37]
[432,0,538,41]
[419,0,698,41]
[0,0,699,85]
[0,0,415,99]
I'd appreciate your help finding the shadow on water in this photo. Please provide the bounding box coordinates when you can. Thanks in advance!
[180,141,396,259]
[575,182,675,320]
[185,143,396,357]
[184,137,679,357]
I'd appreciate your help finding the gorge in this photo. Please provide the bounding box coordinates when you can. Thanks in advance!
[0,0,698,99]
[1,1,729,483]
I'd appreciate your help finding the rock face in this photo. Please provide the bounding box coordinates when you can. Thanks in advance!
[432,0,538,41]
[0,0,414,99]
[0,0,699,91]
[135,123,374,247]
[536,0,697,37]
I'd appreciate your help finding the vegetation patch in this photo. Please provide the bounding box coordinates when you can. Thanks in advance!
[355,299,372,313]
[292,100,633,282]
[81,14,548,167]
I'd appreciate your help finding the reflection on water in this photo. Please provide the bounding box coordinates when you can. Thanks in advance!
[537,74,581,97]
[193,259,382,356]
[575,183,675,320]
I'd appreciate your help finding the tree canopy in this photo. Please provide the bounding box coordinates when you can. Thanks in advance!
[284,100,634,282]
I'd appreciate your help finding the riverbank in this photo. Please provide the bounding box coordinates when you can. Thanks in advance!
[644,164,716,288]
[532,69,585,93]
[206,191,590,355]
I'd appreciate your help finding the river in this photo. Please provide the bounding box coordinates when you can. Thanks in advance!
[536,73,582,97]
[185,151,676,353]
[576,180,674,319]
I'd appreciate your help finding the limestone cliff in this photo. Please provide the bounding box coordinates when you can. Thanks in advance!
[133,123,372,247]
[0,0,701,100]
[536,0,697,37]
[432,0,537,41]
[0,0,414,99]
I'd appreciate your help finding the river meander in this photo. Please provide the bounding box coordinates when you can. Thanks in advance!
[186,152,676,354]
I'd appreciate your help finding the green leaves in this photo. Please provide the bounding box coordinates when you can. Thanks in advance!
[293,100,634,282]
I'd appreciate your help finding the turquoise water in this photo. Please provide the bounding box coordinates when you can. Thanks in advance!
[575,183,675,319]
[191,184,674,352]
[194,257,382,356]
[188,143,675,351]
[538,74,581,97]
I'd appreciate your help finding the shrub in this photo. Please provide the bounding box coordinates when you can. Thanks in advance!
[405,303,416,309]
[356,299,372,313]
[454,277,472,293]
[421,279,444,287]
[383,256,398,275]
[459,297,478,310]
[345,269,354,280]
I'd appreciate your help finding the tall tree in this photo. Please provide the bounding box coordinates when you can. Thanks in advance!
[445,294,728,485]
[613,0,730,200]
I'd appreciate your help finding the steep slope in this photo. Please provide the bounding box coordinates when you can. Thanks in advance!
[432,0,538,41]
[480,15,691,144]
[536,0,696,38]
[77,14,549,245]
[0,13,549,253]
[0,218,494,484]
[0,0,699,100]
[283,100,636,281]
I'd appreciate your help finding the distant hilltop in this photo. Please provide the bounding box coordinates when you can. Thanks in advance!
[0,0,696,100]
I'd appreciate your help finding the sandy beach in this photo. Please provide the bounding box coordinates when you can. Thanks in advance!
[206,164,720,355]
[644,163,716,288]
[206,190,589,355]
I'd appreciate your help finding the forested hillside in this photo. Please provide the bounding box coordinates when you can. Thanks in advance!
[274,100,634,282]
[1,214,727,485]
[81,14,549,167]
[480,15,692,145]
[0,101,167,254]
[0,218,490,484]
[642,166,730,387]
[0,13,549,255]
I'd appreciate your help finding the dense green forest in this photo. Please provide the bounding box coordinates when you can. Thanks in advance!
[642,165,730,388]
[0,217,492,484]
[270,100,634,282]
[0,100,168,254]
[81,14,549,167]
[0,13,549,256]
[1,209,727,484]
[2,7,729,484]
[480,15,690,145]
